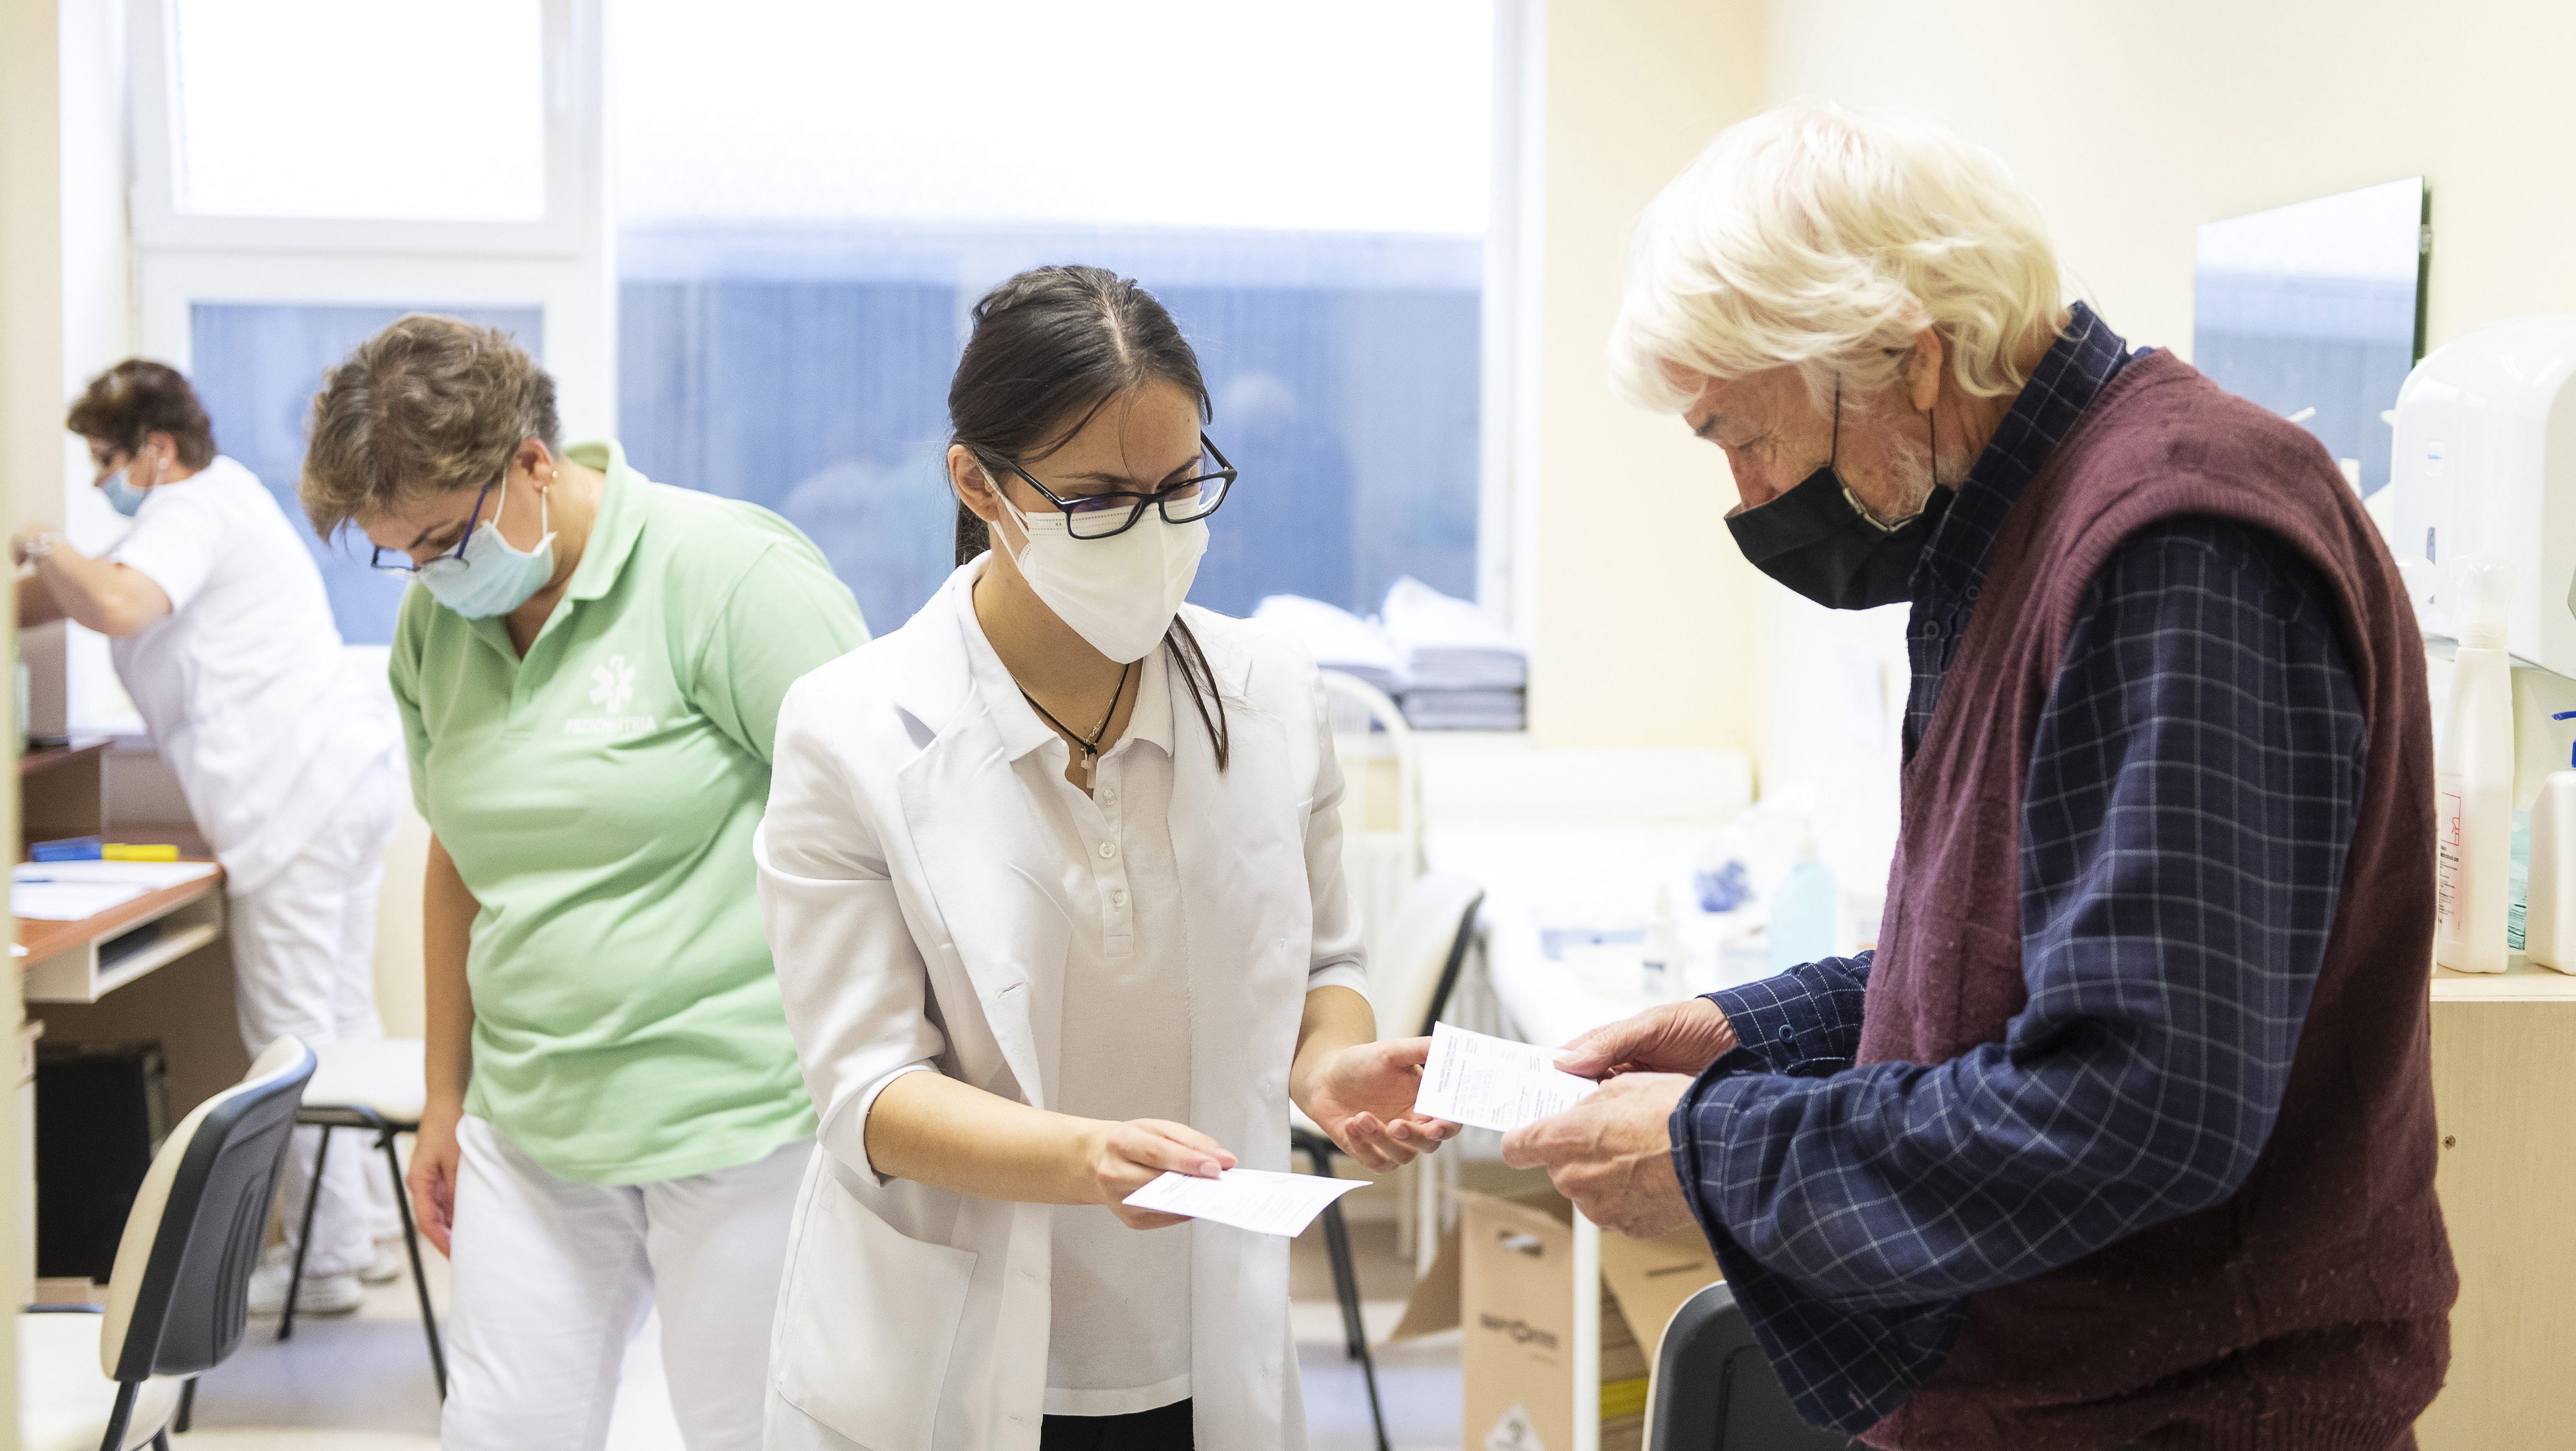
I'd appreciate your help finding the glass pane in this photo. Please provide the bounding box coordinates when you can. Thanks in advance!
[189,302,548,645]
[615,0,1490,639]
[2193,178,2427,497]
[172,0,546,221]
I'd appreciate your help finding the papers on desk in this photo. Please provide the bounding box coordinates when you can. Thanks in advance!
[1412,1023,1597,1133]
[1122,1167,1367,1236]
[11,859,216,921]
[13,881,149,921]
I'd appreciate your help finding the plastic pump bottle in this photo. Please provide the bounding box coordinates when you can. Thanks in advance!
[2524,711,2576,974]
[2435,556,2516,974]
[1768,827,1839,974]
[1641,885,1683,1000]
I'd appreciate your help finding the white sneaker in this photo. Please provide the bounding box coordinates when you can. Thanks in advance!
[360,1238,408,1285]
[246,1244,364,1317]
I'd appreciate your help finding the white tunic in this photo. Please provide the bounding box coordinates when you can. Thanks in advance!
[106,456,396,892]
[998,642,1196,1414]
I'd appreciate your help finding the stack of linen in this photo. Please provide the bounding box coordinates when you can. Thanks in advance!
[1380,577,1526,730]
[1251,582,1528,730]
[1250,594,1406,700]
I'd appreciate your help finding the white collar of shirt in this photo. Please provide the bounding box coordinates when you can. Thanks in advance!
[952,554,1175,766]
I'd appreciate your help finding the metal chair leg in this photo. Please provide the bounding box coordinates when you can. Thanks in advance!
[151,1433,170,1450]
[174,1376,197,1432]
[277,1123,331,1340]
[1319,1198,1391,1451]
[97,1381,137,1451]
[384,1130,448,1399]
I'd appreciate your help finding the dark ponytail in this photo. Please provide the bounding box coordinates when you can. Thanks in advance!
[948,265,1230,768]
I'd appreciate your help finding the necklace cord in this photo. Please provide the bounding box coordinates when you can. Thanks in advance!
[1020,660,1134,760]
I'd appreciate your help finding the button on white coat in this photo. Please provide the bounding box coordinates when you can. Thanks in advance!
[1097,840,1118,860]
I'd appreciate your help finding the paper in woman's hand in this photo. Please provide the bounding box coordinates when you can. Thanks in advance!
[1122,1167,1367,1236]
[1411,1022,1596,1133]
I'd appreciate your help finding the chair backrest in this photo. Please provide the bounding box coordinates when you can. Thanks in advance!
[99,1036,315,1383]
[1379,870,1484,1040]
[1646,1282,1860,1451]
[1320,668,1422,869]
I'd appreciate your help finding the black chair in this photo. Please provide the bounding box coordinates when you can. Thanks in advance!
[1292,871,1485,1451]
[1645,1282,1861,1451]
[276,1036,447,1398]
[19,1036,315,1451]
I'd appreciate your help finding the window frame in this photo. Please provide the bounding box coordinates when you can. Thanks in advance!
[94,0,612,735]
[127,0,593,256]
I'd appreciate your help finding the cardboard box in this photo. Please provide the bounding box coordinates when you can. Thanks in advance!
[1391,1189,1721,1451]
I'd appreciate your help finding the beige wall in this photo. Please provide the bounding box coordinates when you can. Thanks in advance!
[1766,0,2576,362]
[1525,0,1772,756]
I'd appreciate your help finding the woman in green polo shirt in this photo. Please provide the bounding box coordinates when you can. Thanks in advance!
[298,314,867,1451]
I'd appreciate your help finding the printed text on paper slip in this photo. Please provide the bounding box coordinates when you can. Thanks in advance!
[1412,1022,1596,1133]
[1122,1167,1366,1236]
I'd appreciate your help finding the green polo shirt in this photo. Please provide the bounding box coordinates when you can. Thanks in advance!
[389,440,867,1184]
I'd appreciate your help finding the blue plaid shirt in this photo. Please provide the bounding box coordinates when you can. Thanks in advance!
[1670,304,2368,1433]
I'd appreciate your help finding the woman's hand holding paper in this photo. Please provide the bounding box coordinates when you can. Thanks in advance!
[1300,1037,1462,1171]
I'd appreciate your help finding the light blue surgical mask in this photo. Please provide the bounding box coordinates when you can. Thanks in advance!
[417,481,555,619]
[100,468,147,517]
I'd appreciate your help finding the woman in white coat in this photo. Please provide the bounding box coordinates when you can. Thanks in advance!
[18,360,400,1313]
[756,266,1454,1451]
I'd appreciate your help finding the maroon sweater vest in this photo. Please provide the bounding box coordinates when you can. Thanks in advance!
[1859,352,2456,1451]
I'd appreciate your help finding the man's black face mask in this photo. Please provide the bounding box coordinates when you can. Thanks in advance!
[1723,385,1949,611]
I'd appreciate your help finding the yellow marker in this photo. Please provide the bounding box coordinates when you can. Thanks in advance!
[102,843,180,862]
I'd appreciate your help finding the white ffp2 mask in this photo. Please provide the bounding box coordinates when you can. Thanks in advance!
[992,483,1209,663]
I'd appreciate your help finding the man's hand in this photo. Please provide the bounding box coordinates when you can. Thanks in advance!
[1555,997,1738,1081]
[1499,1072,1696,1238]
[1300,1037,1460,1171]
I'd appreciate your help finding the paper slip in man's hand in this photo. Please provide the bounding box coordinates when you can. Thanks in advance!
[1122,1167,1366,1237]
[1412,1022,1597,1133]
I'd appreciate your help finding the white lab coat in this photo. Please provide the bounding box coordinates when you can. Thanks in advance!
[753,561,1365,1451]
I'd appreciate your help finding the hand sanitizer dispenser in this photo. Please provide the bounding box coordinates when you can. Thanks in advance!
[2389,313,2576,669]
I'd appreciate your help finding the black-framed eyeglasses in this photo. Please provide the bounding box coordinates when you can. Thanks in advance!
[370,478,496,574]
[1000,434,1237,540]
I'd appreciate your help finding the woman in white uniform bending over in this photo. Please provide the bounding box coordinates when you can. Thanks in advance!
[16,360,401,1313]
[757,265,1457,1451]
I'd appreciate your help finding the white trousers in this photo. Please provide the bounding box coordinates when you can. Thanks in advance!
[228,761,402,1277]
[443,1116,808,1451]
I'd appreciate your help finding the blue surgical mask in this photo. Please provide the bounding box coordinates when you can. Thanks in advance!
[100,468,148,517]
[417,483,555,619]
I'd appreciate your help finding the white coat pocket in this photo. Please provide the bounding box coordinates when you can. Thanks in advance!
[773,1174,978,1450]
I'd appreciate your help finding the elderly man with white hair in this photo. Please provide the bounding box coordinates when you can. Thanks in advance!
[1500,104,2456,1450]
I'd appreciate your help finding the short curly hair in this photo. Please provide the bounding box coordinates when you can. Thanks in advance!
[1608,101,2065,414]
[65,360,217,469]
[297,314,559,539]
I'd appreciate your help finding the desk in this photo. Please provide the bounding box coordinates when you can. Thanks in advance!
[16,825,225,1005]
[1439,822,2576,1450]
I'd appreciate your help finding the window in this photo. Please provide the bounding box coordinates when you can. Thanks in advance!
[167,0,546,222]
[106,0,610,731]
[613,0,1497,633]
[132,0,595,255]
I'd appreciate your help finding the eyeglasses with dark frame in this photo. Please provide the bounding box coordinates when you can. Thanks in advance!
[999,433,1238,540]
[370,477,497,574]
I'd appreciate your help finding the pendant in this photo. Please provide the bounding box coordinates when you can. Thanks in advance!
[1076,751,1097,790]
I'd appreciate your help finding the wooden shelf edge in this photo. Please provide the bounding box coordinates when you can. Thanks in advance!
[2431,955,2576,1002]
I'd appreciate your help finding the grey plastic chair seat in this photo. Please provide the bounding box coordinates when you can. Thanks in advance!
[1646,1282,1861,1451]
